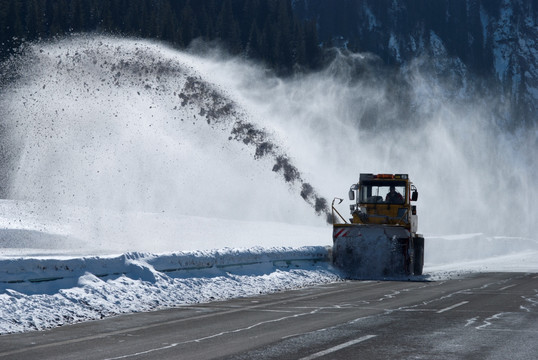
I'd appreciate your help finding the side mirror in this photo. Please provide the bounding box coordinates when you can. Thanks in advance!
[411,191,418,201]
[349,184,358,201]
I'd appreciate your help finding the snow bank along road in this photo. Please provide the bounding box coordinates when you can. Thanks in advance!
[0,247,338,334]
[0,272,536,359]
[2,231,536,336]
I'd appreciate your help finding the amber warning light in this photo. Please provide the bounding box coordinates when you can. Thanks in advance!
[374,174,394,179]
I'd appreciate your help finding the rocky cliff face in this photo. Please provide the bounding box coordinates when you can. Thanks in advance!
[293,0,537,127]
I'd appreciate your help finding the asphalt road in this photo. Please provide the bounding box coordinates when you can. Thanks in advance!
[0,272,536,359]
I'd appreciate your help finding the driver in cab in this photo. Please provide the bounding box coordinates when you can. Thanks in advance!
[385,185,404,204]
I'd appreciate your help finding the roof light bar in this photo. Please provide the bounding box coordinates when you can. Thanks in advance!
[375,174,394,179]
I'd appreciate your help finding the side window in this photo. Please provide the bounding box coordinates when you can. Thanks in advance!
[360,185,369,202]
[360,185,377,202]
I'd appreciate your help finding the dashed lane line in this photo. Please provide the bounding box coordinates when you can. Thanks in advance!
[499,284,517,291]
[298,335,377,360]
[436,301,469,314]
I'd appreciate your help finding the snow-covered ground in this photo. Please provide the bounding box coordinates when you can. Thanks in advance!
[1,199,537,335]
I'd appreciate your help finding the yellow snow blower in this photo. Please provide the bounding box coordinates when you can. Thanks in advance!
[332,173,424,278]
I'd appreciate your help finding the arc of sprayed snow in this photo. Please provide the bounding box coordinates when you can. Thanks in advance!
[1,41,332,224]
[178,75,332,223]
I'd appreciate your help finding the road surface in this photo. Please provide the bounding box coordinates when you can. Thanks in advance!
[0,272,536,359]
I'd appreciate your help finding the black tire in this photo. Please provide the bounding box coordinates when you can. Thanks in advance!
[413,237,424,275]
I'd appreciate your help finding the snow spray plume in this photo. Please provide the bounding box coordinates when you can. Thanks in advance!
[0,35,331,238]
[172,74,331,222]
[229,122,331,222]
[195,44,537,238]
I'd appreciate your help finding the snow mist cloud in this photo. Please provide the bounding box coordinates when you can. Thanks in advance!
[0,35,535,253]
[192,45,536,238]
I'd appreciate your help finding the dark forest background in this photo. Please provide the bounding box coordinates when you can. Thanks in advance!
[0,0,322,74]
[0,0,536,126]
[0,0,535,76]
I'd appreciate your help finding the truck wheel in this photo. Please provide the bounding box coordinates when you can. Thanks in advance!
[413,237,424,275]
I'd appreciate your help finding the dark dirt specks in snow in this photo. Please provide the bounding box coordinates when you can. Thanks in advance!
[177,72,332,223]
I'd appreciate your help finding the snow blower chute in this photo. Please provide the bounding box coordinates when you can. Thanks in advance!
[332,173,424,278]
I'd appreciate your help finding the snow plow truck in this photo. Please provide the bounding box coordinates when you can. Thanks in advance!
[332,173,424,278]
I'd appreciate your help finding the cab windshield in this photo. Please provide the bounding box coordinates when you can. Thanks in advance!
[359,181,406,204]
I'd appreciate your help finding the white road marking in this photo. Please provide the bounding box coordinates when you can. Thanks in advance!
[105,343,178,359]
[298,335,377,360]
[106,308,326,359]
[464,317,479,327]
[499,284,516,291]
[476,312,505,330]
[436,301,469,313]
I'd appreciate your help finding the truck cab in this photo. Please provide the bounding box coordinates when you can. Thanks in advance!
[348,173,419,237]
